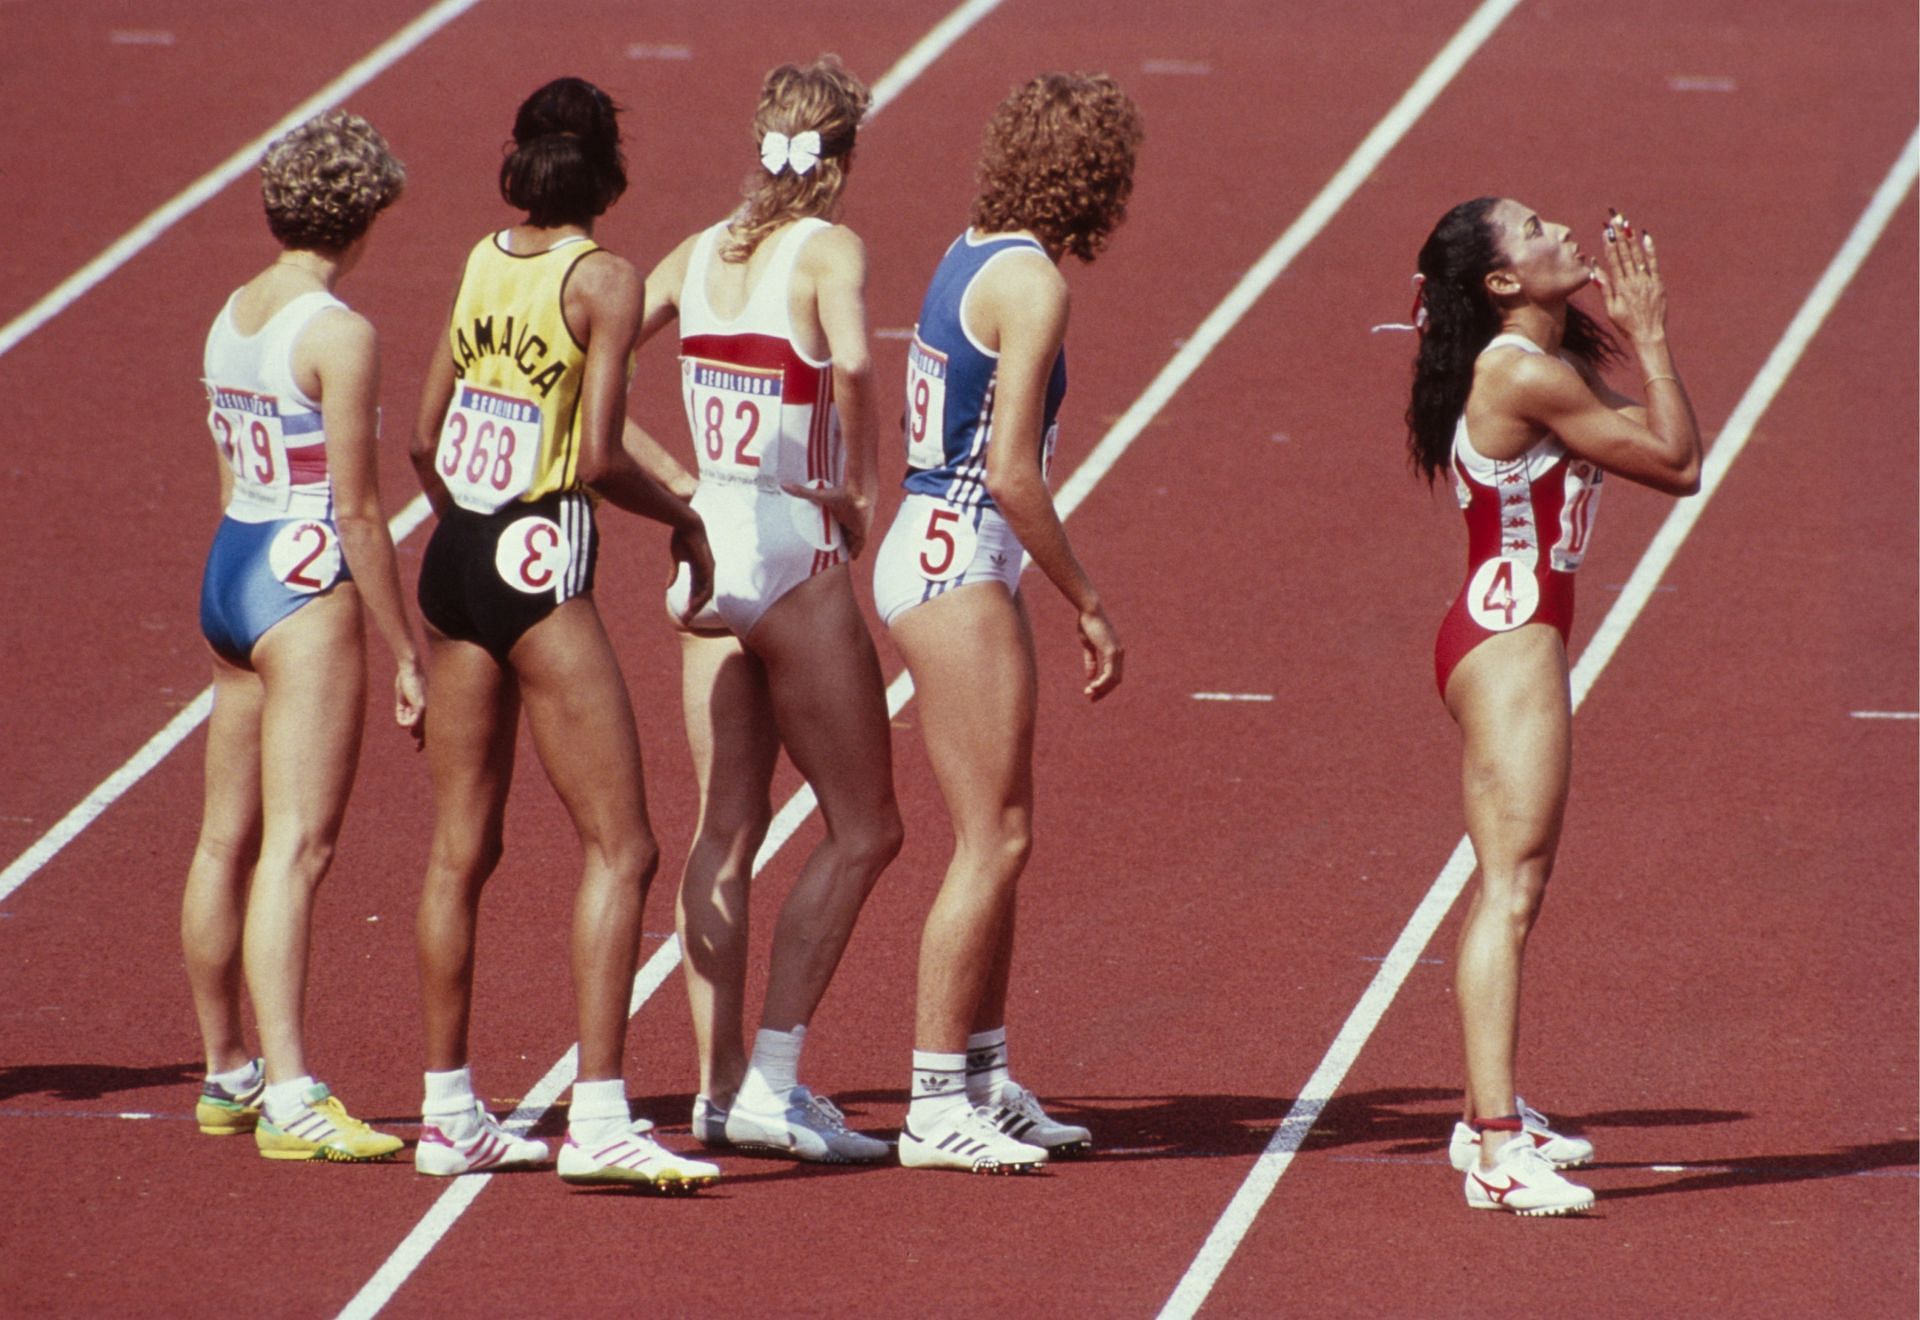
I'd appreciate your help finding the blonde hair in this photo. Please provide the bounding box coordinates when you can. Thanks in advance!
[722,56,870,262]
[970,73,1142,263]
[260,110,405,252]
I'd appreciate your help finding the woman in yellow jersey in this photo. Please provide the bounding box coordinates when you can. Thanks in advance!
[183,111,422,1164]
[628,56,901,1164]
[409,77,719,1190]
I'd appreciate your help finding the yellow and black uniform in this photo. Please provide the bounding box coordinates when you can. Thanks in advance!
[418,232,604,662]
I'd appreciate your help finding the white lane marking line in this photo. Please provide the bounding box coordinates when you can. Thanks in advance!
[1852,711,1919,720]
[109,30,176,46]
[1192,693,1276,702]
[1667,75,1738,93]
[336,8,1001,1316]
[0,0,485,364]
[1158,125,1920,1319]
[625,43,693,60]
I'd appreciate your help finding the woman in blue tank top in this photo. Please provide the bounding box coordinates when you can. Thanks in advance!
[872,72,1143,1174]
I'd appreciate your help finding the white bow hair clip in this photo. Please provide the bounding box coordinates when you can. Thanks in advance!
[760,129,822,177]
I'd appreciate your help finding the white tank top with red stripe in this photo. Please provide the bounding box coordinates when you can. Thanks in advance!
[203,289,344,524]
[677,217,840,496]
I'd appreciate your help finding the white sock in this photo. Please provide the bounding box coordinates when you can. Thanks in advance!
[906,1050,970,1131]
[568,1078,630,1145]
[423,1066,479,1137]
[965,1027,1011,1105]
[208,1059,262,1094]
[264,1075,318,1126]
[737,1026,806,1111]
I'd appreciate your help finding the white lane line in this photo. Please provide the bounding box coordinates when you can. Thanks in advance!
[1192,693,1276,702]
[1852,711,1919,720]
[1158,125,1920,1319]
[0,0,485,364]
[334,8,1000,1317]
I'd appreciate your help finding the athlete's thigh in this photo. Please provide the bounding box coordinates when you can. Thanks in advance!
[749,567,895,806]
[890,582,1036,820]
[199,651,266,849]
[511,597,651,845]
[251,586,367,839]
[423,629,520,843]
[681,629,778,830]
[1445,623,1572,855]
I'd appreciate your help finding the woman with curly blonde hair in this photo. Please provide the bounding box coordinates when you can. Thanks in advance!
[626,55,901,1163]
[870,72,1142,1173]
[183,110,423,1162]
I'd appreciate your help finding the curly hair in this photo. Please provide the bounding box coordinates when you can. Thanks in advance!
[499,77,627,227]
[260,110,405,253]
[969,72,1143,263]
[722,56,870,263]
[1404,197,1620,482]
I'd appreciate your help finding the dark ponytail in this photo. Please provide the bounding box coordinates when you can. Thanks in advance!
[1404,197,1620,483]
[499,77,627,226]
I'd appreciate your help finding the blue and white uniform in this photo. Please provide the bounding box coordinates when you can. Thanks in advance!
[198,290,350,665]
[872,231,1066,624]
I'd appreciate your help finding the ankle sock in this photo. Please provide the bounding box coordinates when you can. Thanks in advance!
[737,1026,805,1112]
[423,1066,479,1137]
[263,1075,318,1126]
[568,1078,630,1145]
[907,1049,970,1131]
[207,1059,262,1095]
[964,1027,1010,1105]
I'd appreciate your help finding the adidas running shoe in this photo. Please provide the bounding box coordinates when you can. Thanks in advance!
[195,1061,265,1136]
[414,1101,551,1176]
[723,1086,890,1163]
[1463,1138,1595,1216]
[254,1084,403,1162]
[983,1083,1093,1156]
[899,1105,1048,1175]
[556,1119,720,1193]
[1448,1096,1595,1172]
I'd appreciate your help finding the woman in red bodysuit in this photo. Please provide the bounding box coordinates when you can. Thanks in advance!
[1406,197,1701,1215]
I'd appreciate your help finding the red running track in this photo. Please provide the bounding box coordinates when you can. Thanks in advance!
[0,0,1913,1315]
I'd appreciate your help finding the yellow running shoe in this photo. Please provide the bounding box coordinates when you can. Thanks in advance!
[255,1084,403,1162]
[195,1061,265,1136]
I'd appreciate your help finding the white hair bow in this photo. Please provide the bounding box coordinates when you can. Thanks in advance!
[760,129,822,177]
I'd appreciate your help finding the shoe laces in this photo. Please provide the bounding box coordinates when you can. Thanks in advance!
[997,1083,1046,1122]
[314,1094,373,1135]
[796,1089,852,1133]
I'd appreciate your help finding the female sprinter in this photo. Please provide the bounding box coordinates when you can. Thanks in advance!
[870,73,1142,1173]
[628,56,900,1163]
[183,111,421,1162]
[1408,199,1700,1215]
[409,77,718,1191]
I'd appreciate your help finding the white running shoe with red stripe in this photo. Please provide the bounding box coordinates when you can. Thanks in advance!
[1463,1138,1595,1216]
[415,1101,550,1176]
[556,1119,720,1193]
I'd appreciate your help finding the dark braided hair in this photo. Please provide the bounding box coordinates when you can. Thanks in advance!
[1405,197,1619,482]
[499,77,627,227]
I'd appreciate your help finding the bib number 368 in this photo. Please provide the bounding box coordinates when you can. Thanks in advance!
[1467,555,1540,632]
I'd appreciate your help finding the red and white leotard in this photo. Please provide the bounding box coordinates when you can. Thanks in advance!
[1433,333,1605,696]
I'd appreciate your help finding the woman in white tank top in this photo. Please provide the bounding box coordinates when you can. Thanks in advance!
[623,56,902,1162]
[181,112,422,1162]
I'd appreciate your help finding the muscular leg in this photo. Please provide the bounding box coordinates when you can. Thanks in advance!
[416,629,520,1073]
[890,584,1036,1053]
[182,652,265,1076]
[746,567,904,1036]
[675,630,778,1103]
[242,589,368,1085]
[512,598,661,1085]
[1444,625,1572,1162]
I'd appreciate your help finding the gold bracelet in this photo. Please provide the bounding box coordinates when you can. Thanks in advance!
[1643,373,1681,390]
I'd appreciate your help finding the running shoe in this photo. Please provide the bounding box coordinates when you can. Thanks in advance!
[1448,1096,1595,1172]
[690,1094,729,1148]
[899,1106,1049,1175]
[983,1082,1093,1156]
[254,1084,403,1162]
[195,1061,265,1136]
[414,1101,551,1176]
[723,1086,890,1163]
[556,1119,721,1193]
[1463,1137,1595,1216]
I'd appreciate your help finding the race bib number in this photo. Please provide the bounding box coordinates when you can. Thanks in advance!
[1467,555,1540,632]
[438,385,541,513]
[209,386,290,514]
[683,358,781,481]
[268,520,341,594]
[494,515,570,595]
[786,479,844,554]
[916,505,978,583]
[904,333,949,471]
